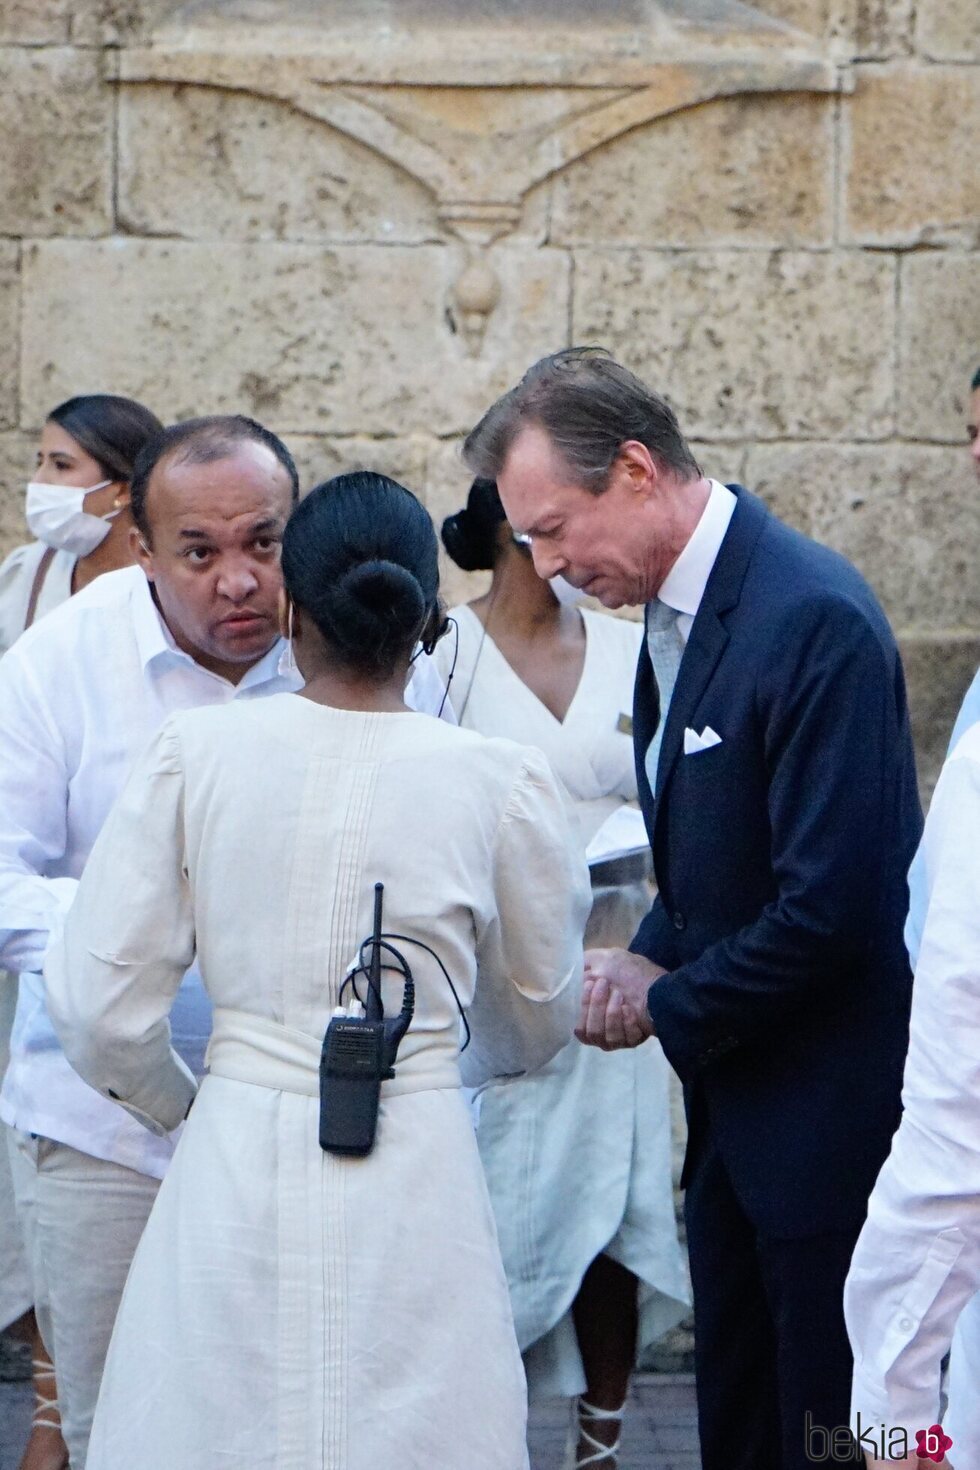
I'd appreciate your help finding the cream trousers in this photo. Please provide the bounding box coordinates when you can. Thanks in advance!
[7,1132,159,1470]
[0,980,31,1331]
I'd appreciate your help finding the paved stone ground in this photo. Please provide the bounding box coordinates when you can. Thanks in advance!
[1,1373,699,1468]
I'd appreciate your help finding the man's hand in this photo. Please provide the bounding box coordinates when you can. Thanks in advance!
[576,948,667,1051]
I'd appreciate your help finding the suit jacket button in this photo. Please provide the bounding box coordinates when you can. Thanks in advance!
[673,911,686,930]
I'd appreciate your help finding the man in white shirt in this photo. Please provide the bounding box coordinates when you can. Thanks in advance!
[0,414,448,1468]
[842,368,980,1469]
[843,723,978,1469]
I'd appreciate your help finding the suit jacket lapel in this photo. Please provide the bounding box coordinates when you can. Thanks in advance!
[652,486,770,808]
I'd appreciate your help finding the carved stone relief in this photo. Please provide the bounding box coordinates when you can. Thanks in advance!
[112,0,850,351]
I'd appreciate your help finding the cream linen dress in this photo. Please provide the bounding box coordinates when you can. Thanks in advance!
[45,692,591,1470]
[435,606,689,1400]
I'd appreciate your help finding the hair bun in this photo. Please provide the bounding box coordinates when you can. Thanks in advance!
[441,509,492,573]
[326,559,426,664]
[338,560,425,625]
[281,471,440,681]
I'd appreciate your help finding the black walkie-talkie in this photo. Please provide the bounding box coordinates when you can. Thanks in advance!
[319,883,413,1157]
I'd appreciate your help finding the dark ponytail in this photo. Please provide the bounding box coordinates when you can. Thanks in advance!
[440,478,506,572]
[282,472,440,680]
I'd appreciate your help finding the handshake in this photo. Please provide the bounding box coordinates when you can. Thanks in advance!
[576,948,667,1051]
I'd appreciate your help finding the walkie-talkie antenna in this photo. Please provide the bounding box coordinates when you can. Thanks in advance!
[365,882,385,1022]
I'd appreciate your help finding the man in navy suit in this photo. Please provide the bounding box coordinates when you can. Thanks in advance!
[464,348,922,1470]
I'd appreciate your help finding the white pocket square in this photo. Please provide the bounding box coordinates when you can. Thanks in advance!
[684,725,723,755]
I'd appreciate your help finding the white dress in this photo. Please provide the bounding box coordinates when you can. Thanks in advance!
[434,606,689,1400]
[45,694,592,1470]
[0,539,75,1330]
[0,541,76,658]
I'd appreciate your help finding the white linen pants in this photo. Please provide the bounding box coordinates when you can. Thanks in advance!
[8,1132,159,1469]
[0,980,31,1332]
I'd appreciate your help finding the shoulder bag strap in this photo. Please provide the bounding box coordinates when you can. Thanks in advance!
[24,546,57,631]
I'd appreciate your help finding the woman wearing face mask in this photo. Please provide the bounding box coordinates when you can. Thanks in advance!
[0,394,162,657]
[0,392,161,1470]
[435,478,689,1470]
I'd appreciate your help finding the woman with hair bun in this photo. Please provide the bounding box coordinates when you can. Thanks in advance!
[45,471,592,1470]
[0,394,163,657]
[436,477,689,1470]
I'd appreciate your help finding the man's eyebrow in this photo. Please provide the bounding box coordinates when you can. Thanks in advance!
[176,517,282,541]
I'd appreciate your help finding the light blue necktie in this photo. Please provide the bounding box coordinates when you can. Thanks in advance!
[644,600,685,796]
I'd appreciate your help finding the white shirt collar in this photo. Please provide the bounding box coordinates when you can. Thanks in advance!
[128,566,295,691]
[656,479,737,622]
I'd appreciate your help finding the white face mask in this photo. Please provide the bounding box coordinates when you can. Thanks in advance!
[549,573,586,608]
[25,480,119,556]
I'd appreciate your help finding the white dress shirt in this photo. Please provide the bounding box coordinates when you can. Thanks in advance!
[653,479,737,647]
[0,565,451,1178]
[846,720,980,1445]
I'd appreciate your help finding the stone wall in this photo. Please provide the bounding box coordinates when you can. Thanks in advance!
[1,0,978,790]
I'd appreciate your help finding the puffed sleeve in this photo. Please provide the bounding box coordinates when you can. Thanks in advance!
[45,718,198,1134]
[462,748,591,1088]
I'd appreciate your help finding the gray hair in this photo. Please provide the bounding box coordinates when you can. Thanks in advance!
[463,347,700,493]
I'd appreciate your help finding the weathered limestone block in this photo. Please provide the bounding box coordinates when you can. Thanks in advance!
[917,0,980,60]
[749,0,832,37]
[573,249,895,440]
[745,442,980,629]
[851,0,913,56]
[0,1,71,42]
[901,634,980,802]
[548,94,833,249]
[899,254,980,444]
[119,85,441,243]
[0,246,19,433]
[21,240,571,436]
[844,67,980,246]
[284,434,431,498]
[0,50,111,238]
[71,0,174,44]
[0,432,36,559]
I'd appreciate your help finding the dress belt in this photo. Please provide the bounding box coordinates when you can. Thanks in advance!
[206,1007,461,1099]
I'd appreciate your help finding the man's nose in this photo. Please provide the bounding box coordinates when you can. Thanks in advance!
[216,560,260,603]
[531,541,564,580]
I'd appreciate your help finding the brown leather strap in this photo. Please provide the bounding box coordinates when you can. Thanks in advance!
[24,546,56,631]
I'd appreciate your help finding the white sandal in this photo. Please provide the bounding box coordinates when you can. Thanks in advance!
[31,1356,63,1432]
[562,1395,625,1468]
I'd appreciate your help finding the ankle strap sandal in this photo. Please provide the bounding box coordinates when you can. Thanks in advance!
[563,1394,625,1468]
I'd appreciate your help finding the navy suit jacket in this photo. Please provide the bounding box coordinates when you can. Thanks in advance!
[632,486,922,1237]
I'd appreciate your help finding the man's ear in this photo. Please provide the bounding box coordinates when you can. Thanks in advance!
[616,440,660,499]
[130,523,154,580]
